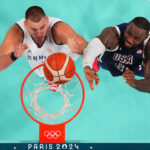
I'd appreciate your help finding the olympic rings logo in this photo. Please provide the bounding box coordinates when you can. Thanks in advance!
[44,130,61,139]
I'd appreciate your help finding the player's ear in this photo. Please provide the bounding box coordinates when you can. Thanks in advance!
[46,16,49,24]
[126,23,130,28]
[144,33,149,41]
[24,20,27,29]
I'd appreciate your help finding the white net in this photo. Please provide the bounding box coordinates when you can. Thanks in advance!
[22,69,84,125]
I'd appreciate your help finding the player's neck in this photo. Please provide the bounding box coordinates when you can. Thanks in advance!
[32,36,46,47]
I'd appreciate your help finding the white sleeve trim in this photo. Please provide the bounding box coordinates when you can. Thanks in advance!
[49,17,62,28]
[144,34,150,48]
[114,25,121,37]
[16,18,25,31]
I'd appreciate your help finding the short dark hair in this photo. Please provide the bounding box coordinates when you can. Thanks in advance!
[25,6,46,22]
[129,17,150,34]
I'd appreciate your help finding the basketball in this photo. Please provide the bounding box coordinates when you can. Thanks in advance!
[43,52,75,84]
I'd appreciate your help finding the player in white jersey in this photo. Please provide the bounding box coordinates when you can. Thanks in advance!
[0,6,88,77]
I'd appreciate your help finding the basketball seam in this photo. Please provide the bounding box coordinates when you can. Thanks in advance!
[45,59,58,73]
[57,55,71,81]
[44,74,73,77]
[55,54,61,82]
[65,66,75,75]
[58,55,69,76]
[45,75,71,82]
[44,59,58,83]
[64,58,75,77]
[44,54,75,83]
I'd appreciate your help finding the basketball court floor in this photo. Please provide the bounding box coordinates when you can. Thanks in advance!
[0,0,150,143]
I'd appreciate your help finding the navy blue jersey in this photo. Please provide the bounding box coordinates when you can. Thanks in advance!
[97,23,145,77]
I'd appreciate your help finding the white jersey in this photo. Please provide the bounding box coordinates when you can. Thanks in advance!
[16,17,80,77]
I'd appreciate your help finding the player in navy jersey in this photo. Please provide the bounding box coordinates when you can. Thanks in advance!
[82,17,150,93]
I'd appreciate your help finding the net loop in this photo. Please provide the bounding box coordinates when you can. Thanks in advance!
[23,72,82,124]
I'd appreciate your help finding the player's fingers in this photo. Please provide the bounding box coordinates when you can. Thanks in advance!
[124,75,134,82]
[123,74,131,79]
[15,45,23,52]
[124,67,132,74]
[84,67,100,85]
[88,80,94,90]
[15,46,27,57]
[125,68,134,76]
[21,44,29,51]
[125,80,134,87]
[95,78,100,86]
[125,81,130,85]
[123,73,129,80]
[90,71,99,80]
[125,76,135,84]
[22,43,29,49]
[16,44,21,51]
[85,70,98,80]
[123,71,131,75]
[124,75,134,83]
[125,67,129,71]
[123,72,133,78]
[123,75,128,80]
[125,77,132,81]
[126,79,133,83]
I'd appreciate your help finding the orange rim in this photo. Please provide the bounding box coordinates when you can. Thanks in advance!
[20,64,85,126]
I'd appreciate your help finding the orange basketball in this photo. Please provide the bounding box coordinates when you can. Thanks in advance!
[43,52,75,84]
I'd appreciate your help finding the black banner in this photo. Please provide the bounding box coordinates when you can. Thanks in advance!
[1,143,150,150]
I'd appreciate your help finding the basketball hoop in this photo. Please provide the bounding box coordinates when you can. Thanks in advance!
[20,64,85,143]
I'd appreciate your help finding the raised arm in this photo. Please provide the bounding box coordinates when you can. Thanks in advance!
[51,22,88,54]
[0,24,23,54]
[83,27,119,69]
[0,24,28,71]
[82,27,119,90]
[123,39,150,93]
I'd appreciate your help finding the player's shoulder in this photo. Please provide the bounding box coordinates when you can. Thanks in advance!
[7,23,23,37]
[99,26,118,37]
[48,16,62,21]
[116,23,127,29]
[7,18,25,41]
[114,23,127,36]
[16,18,25,24]
[143,34,150,59]
[48,17,63,28]
[98,26,119,49]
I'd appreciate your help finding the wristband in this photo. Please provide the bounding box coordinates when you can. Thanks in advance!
[10,52,18,61]
[82,38,105,68]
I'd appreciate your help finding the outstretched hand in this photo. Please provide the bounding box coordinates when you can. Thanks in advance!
[14,43,29,58]
[67,35,88,54]
[84,66,100,90]
[123,67,135,87]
